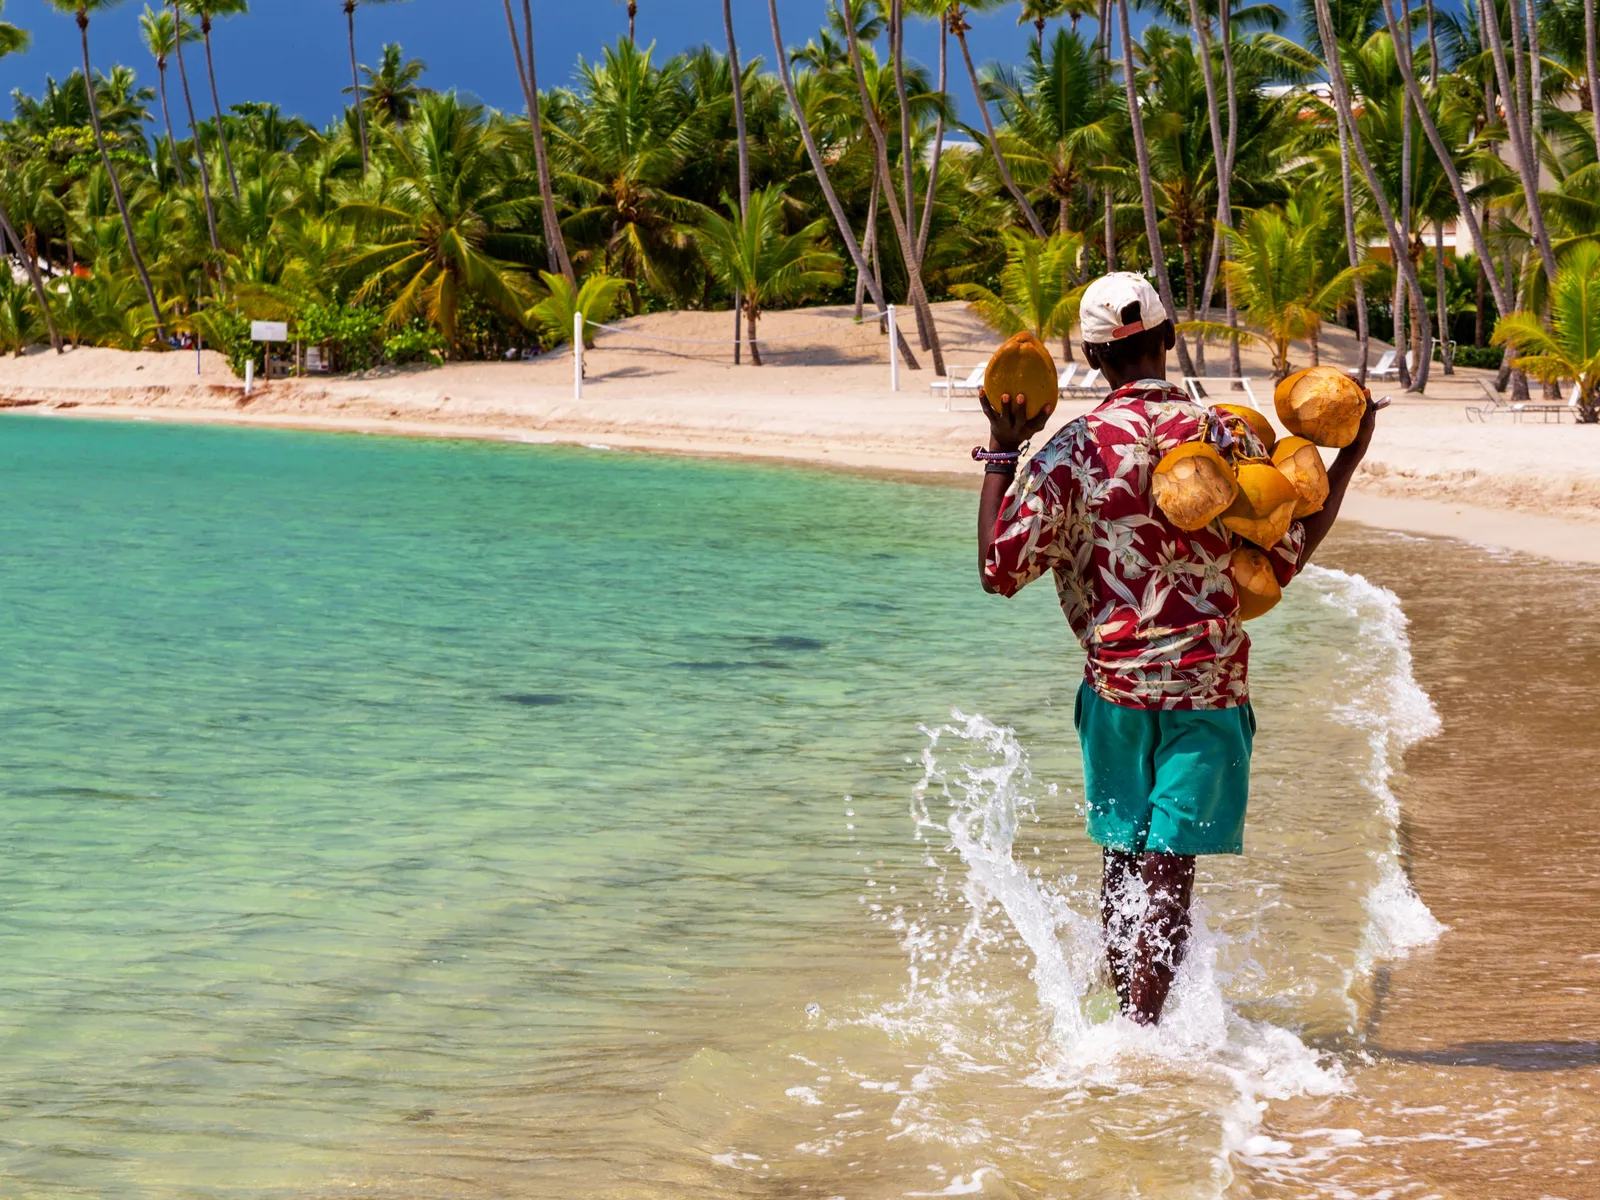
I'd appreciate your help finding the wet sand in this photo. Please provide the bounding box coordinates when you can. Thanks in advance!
[1249,531,1600,1198]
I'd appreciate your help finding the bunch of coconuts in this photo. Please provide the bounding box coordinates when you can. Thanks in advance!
[1150,367,1369,620]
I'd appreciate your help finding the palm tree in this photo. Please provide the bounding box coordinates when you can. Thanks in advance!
[947,0,1049,235]
[951,229,1087,360]
[0,276,44,355]
[529,270,627,347]
[48,0,167,342]
[692,186,843,365]
[341,93,536,353]
[166,0,218,249]
[139,6,189,185]
[722,0,750,361]
[840,0,947,374]
[1018,0,1066,52]
[615,0,636,44]
[1115,0,1196,376]
[1185,198,1367,378]
[1308,0,1431,389]
[183,0,244,199]
[0,4,62,352]
[358,42,427,125]
[500,0,574,284]
[766,0,921,369]
[906,0,949,263]
[1493,242,1600,421]
[342,0,409,173]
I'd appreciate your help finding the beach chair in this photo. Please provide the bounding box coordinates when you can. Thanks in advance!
[1511,380,1585,423]
[1063,368,1105,397]
[1057,364,1077,394]
[1367,349,1399,381]
[1464,377,1513,421]
[931,364,984,408]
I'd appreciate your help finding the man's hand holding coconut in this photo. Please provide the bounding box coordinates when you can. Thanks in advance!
[973,272,1381,1026]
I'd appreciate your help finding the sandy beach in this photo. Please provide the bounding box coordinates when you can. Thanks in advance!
[4,301,1599,566]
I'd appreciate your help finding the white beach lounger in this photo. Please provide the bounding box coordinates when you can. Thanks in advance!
[1064,368,1104,396]
[1057,364,1077,393]
[1367,350,1414,382]
[931,364,985,408]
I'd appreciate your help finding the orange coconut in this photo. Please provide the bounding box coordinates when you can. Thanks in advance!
[1271,436,1330,517]
[1221,461,1299,548]
[1231,546,1282,620]
[1211,402,1277,454]
[1273,366,1367,448]
[1151,442,1238,531]
[984,330,1059,422]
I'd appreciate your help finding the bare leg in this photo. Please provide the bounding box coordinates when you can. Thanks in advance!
[1101,849,1197,1025]
[1100,849,1140,1012]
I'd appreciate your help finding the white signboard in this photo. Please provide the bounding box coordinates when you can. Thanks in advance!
[250,320,288,342]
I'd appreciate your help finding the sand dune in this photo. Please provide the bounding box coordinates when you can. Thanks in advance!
[4,300,1597,562]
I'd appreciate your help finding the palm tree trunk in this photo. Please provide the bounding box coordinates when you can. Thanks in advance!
[345,0,370,173]
[1397,57,1412,389]
[1115,0,1196,377]
[1480,0,1558,281]
[77,12,165,342]
[0,200,61,352]
[1435,220,1452,374]
[1185,0,1233,362]
[1377,0,1514,320]
[889,0,932,351]
[1474,236,1486,346]
[951,6,1047,237]
[628,0,636,43]
[1425,0,1439,78]
[503,0,575,285]
[890,0,914,226]
[201,20,239,200]
[1333,101,1370,384]
[856,171,879,319]
[1103,186,1115,269]
[767,0,919,369]
[723,0,748,364]
[1311,0,1430,391]
[746,299,762,366]
[914,13,946,264]
[172,1,219,251]
[156,63,186,186]
[841,0,945,376]
[1587,0,1600,165]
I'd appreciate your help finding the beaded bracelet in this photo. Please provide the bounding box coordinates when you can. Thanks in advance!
[971,446,1020,464]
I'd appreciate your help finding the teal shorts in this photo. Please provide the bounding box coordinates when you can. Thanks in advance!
[1073,682,1255,856]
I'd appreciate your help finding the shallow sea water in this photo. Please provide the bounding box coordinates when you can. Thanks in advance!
[0,416,1558,1199]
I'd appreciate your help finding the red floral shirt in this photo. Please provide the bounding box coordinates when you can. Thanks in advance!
[984,380,1305,710]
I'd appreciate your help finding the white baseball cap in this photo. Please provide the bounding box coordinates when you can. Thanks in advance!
[1080,271,1169,344]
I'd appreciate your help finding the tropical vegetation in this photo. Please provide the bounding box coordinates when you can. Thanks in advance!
[0,0,1594,399]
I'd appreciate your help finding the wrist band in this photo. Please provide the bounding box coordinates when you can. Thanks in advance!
[984,459,1017,476]
[972,446,1020,463]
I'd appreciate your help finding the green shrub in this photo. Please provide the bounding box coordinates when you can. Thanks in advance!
[294,301,384,373]
[1444,344,1503,369]
[382,323,446,365]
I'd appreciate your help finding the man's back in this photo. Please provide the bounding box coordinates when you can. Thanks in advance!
[983,379,1303,710]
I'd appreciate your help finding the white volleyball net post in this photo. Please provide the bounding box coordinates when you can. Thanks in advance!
[887,305,900,392]
[574,312,584,399]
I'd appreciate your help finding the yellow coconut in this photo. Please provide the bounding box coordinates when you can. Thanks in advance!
[1271,436,1330,517]
[1273,366,1367,448]
[1221,461,1299,548]
[1231,546,1282,620]
[984,330,1059,422]
[1211,402,1277,454]
[1151,442,1238,531]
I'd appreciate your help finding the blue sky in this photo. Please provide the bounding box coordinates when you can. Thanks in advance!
[0,0,1116,131]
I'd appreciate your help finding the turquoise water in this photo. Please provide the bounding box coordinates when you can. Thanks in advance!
[0,417,1435,1198]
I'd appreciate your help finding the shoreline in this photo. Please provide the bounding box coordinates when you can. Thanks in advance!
[12,399,1600,567]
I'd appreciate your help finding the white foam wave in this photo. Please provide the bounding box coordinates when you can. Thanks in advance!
[1303,565,1445,969]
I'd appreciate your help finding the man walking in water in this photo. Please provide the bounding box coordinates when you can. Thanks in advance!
[973,273,1381,1025]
